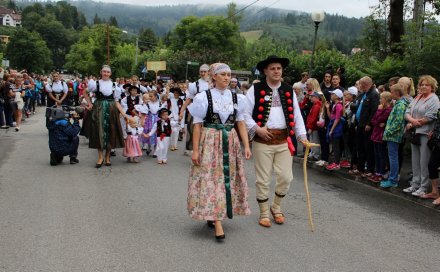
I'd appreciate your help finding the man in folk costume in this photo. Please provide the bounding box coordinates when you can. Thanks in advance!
[244,56,308,228]
[179,64,210,155]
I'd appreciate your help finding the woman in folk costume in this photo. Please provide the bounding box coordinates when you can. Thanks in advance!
[82,65,127,168]
[187,63,252,241]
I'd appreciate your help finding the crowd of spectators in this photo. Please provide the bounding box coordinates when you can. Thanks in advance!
[292,69,440,205]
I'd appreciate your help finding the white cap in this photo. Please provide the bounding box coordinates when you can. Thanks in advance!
[348,86,358,96]
[231,78,238,83]
[330,89,343,98]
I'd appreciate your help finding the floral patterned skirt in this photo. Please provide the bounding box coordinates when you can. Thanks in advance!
[187,127,250,221]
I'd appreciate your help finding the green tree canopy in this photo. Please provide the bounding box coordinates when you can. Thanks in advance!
[65,24,122,75]
[138,28,157,51]
[6,28,52,73]
[170,15,245,65]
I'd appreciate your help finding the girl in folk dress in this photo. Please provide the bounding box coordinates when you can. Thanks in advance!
[123,115,143,163]
[141,90,165,157]
[187,63,252,241]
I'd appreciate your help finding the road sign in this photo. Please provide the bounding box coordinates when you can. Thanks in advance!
[187,61,199,66]
[147,61,166,72]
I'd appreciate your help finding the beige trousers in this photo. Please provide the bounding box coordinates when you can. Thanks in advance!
[253,141,293,201]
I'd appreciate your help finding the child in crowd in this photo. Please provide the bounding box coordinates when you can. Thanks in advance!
[381,84,409,188]
[141,90,165,157]
[145,108,172,164]
[167,87,184,151]
[123,115,143,163]
[343,87,358,170]
[315,94,329,167]
[306,92,322,161]
[326,89,345,171]
[369,91,393,182]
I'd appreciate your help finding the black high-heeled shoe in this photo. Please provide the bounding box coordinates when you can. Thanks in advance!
[215,233,225,240]
[105,161,112,166]
[95,159,104,168]
[207,220,215,228]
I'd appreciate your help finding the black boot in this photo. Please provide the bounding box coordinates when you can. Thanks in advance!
[50,153,58,166]
[70,157,79,164]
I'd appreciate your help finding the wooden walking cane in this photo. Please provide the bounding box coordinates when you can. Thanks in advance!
[303,142,320,232]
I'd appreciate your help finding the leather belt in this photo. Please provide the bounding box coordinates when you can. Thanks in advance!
[254,128,288,145]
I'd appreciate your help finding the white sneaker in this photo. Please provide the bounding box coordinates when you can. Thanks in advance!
[411,188,426,197]
[403,186,418,193]
[314,160,324,166]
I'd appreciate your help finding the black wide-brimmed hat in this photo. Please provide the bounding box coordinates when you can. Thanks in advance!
[256,55,290,72]
[123,83,132,90]
[158,107,171,117]
[128,85,140,93]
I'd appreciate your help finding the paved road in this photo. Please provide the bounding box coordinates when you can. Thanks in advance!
[0,108,439,272]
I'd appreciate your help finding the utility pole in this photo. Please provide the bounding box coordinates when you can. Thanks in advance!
[135,37,139,65]
[106,24,110,65]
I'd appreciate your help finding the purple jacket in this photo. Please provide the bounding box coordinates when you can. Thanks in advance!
[370,106,392,143]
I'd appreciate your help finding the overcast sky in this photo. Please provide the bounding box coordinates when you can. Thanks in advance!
[90,0,380,18]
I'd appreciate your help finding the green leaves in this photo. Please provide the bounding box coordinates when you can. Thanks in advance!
[6,28,52,73]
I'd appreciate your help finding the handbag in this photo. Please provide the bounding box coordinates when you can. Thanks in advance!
[405,128,421,145]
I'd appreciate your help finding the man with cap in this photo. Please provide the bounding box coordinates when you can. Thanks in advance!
[244,56,308,228]
[180,64,210,155]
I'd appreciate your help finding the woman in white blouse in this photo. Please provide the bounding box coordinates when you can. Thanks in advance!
[82,65,127,168]
[187,63,251,241]
[45,72,68,107]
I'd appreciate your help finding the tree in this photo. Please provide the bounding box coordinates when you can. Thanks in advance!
[227,2,243,25]
[111,43,136,77]
[35,18,71,69]
[170,16,245,66]
[66,25,122,75]
[388,0,405,54]
[6,29,52,73]
[93,14,103,25]
[138,28,157,51]
[109,16,119,27]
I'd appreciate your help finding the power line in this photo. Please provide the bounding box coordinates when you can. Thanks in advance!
[227,0,261,19]
[254,0,281,15]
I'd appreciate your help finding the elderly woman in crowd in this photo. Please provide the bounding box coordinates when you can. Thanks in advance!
[403,75,440,197]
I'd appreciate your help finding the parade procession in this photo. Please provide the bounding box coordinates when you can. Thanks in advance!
[0,0,440,271]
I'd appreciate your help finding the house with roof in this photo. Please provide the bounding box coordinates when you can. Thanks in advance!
[0,6,21,27]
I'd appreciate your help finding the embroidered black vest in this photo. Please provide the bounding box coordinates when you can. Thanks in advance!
[167,98,183,114]
[126,96,140,114]
[252,81,296,137]
[95,80,116,100]
[203,89,237,126]
[156,119,172,137]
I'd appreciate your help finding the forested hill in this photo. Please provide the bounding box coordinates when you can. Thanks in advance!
[15,0,365,53]
[66,0,364,53]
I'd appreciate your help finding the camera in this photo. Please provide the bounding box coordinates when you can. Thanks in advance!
[46,105,84,122]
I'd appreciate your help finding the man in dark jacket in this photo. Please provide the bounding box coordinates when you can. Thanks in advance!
[353,77,380,177]
[48,108,81,166]
[352,76,380,175]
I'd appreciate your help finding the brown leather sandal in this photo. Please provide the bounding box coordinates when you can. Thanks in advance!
[259,218,272,228]
[270,208,285,224]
